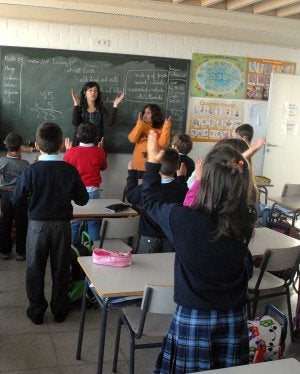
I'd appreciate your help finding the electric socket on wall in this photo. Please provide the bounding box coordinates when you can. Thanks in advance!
[98,39,110,46]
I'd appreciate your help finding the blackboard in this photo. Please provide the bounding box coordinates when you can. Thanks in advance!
[0,46,190,153]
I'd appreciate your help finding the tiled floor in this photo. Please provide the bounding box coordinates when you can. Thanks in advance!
[0,251,299,374]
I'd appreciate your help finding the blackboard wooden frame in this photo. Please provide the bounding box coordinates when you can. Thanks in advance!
[0,46,190,153]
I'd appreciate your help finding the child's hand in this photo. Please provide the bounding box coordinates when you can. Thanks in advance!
[64,137,72,150]
[98,137,104,148]
[177,162,187,177]
[195,158,203,181]
[71,89,79,106]
[253,137,265,150]
[128,160,133,170]
[147,130,165,163]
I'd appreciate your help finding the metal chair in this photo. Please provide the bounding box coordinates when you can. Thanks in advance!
[99,215,140,252]
[112,284,176,374]
[270,183,300,226]
[248,245,300,341]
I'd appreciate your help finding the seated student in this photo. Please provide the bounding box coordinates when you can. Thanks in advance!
[64,121,107,244]
[0,133,29,261]
[12,122,89,325]
[171,133,195,180]
[126,148,188,253]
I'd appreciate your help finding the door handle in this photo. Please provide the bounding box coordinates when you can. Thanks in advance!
[266,143,278,147]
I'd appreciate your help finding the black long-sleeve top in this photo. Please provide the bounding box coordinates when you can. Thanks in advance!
[126,169,188,237]
[142,162,253,311]
[72,105,118,146]
[12,160,89,220]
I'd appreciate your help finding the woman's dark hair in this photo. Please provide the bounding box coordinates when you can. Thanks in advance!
[142,104,164,128]
[80,81,102,111]
[194,145,255,241]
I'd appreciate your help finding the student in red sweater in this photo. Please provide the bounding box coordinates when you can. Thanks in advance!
[64,122,107,244]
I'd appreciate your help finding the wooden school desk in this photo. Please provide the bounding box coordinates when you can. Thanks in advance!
[192,358,300,373]
[76,252,174,374]
[72,198,138,218]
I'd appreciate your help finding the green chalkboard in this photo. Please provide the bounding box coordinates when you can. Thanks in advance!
[0,46,190,152]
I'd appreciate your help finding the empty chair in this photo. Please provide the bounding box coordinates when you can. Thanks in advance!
[248,245,300,341]
[99,215,140,252]
[112,284,176,374]
[270,183,300,226]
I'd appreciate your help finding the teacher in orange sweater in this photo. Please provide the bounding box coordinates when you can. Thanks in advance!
[128,104,171,178]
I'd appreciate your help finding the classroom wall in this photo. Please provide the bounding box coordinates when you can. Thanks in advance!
[1,18,300,197]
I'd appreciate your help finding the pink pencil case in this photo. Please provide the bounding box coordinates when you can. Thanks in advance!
[92,248,132,267]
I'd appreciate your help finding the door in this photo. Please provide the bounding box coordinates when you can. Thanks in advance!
[263,73,300,196]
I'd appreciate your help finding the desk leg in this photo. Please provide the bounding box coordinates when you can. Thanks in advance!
[76,278,89,360]
[97,300,109,374]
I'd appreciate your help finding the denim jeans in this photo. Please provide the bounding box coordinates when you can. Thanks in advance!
[71,189,101,244]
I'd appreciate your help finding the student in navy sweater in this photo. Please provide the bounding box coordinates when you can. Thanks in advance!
[12,122,89,325]
[142,130,256,373]
[126,147,188,253]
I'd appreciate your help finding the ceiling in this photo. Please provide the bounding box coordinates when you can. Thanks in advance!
[1,0,300,48]
[154,0,300,20]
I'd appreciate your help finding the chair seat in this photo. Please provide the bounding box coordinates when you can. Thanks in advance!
[248,268,285,290]
[101,239,132,252]
[123,306,173,337]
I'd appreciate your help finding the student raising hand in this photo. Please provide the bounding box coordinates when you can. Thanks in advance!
[147,130,165,164]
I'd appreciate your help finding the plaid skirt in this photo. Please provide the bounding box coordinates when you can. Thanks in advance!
[154,305,249,373]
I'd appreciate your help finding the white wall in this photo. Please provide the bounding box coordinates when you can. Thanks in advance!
[1,18,300,197]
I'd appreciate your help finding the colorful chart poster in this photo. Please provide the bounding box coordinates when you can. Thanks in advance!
[246,58,296,100]
[188,98,244,142]
[190,53,247,99]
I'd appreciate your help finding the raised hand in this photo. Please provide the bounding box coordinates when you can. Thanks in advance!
[113,92,125,108]
[64,137,72,150]
[147,130,165,163]
[98,137,104,148]
[195,158,203,181]
[71,89,79,106]
[177,162,187,177]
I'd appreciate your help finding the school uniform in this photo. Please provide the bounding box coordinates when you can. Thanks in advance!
[126,169,187,253]
[12,155,88,321]
[0,155,29,257]
[142,162,253,372]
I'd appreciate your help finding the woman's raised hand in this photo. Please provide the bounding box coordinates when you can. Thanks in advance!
[71,89,79,106]
[113,92,125,108]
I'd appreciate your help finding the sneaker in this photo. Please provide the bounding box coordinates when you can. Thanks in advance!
[16,254,26,261]
[26,308,44,325]
[1,253,11,260]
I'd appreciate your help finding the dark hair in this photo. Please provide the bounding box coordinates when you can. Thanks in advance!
[36,122,63,154]
[142,104,164,128]
[194,145,255,241]
[213,138,249,155]
[77,121,97,143]
[172,133,193,154]
[5,133,23,151]
[160,148,179,176]
[80,81,102,112]
[235,124,254,144]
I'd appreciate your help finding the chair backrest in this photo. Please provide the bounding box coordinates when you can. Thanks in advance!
[262,246,300,273]
[281,183,300,197]
[99,216,140,247]
[141,284,176,314]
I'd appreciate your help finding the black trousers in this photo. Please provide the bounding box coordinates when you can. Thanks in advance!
[26,220,71,317]
[0,190,28,255]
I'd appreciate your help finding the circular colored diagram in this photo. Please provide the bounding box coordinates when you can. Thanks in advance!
[196,59,242,96]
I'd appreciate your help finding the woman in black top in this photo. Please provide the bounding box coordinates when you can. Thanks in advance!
[71,81,124,146]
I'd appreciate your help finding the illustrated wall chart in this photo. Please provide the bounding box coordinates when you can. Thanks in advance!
[189,53,296,142]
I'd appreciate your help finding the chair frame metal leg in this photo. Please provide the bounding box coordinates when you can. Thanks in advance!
[112,317,124,373]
